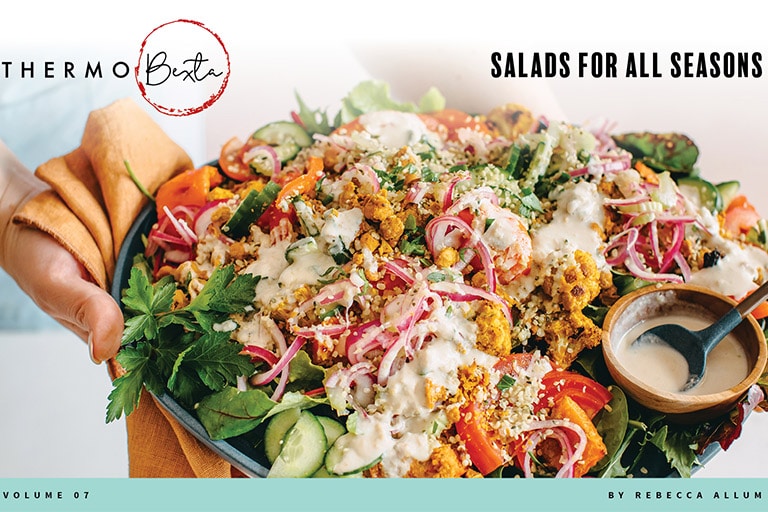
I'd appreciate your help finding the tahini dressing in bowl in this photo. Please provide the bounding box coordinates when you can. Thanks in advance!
[616,313,749,395]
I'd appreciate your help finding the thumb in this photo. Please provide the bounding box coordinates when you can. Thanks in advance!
[38,264,125,364]
[70,282,125,364]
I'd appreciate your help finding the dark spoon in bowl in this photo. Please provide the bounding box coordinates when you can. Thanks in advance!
[634,279,768,392]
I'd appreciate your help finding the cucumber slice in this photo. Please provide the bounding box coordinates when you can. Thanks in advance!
[293,198,321,237]
[252,121,312,163]
[223,181,281,239]
[617,200,664,214]
[612,270,651,297]
[264,408,301,465]
[317,416,346,447]
[311,465,336,478]
[716,180,741,210]
[267,411,327,478]
[677,176,722,212]
[324,434,382,476]
[311,465,363,478]
[285,237,320,264]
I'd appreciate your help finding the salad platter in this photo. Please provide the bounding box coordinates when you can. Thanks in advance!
[108,81,767,478]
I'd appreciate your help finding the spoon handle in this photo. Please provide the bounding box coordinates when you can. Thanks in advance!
[700,308,742,353]
[735,279,768,318]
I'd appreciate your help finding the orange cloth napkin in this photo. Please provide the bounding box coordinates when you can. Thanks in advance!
[13,98,233,478]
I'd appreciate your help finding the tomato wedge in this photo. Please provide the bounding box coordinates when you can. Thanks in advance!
[535,370,612,419]
[455,353,536,475]
[723,195,761,236]
[420,109,492,141]
[255,202,297,232]
[454,401,504,475]
[493,354,610,419]
[332,109,489,143]
[493,352,535,375]
[219,136,277,182]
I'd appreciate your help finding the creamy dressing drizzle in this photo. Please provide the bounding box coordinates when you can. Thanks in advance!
[358,111,431,148]
[329,301,499,477]
[532,180,607,269]
[686,208,768,298]
[246,234,336,311]
[504,180,608,302]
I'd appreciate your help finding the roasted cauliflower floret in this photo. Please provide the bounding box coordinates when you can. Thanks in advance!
[486,103,534,140]
[338,181,360,209]
[475,300,513,358]
[544,310,602,369]
[435,247,460,268]
[406,444,466,478]
[379,215,405,244]
[543,250,601,312]
[362,190,395,222]
[448,363,491,408]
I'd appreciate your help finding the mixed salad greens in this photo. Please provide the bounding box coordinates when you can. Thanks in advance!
[108,81,768,478]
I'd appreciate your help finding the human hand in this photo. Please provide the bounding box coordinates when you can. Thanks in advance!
[0,141,123,363]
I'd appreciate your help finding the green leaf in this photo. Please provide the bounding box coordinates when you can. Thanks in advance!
[598,426,638,478]
[121,267,154,314]
[168,345,195,395]
[426,272,446,283]
[592,386,629,473]
[191,310,230,335]
[121,313,156,346]
[158,312,202,333]
[130,252,154,278]
[582,303,609,328]
[336,80,445,125]
[263,391,328,421]
[106,343,154,422]
[106,370,145,423]
[519,189,544,213]
[417,86,446,113]
[286,350,326,393]
[151,276,177,313]
[207,273,259,313]
[169,330,254,397]
[293,91,333,136]
[612,132,699,175]
[515,187,544,218]
[186,265,235,312]
[195,387,277,440]
[497,374,517,391]
[192,332,255,391]
[186,265,257,316]
[120,271,177,345]
[648,425,699,478]
[154,326,195,373]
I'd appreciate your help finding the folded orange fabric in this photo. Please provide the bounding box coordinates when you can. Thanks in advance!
[13,98,233,478]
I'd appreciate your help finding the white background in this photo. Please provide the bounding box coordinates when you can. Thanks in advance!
[2,0,768,478]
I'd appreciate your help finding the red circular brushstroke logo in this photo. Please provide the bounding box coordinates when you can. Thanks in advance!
[135,19,230,116]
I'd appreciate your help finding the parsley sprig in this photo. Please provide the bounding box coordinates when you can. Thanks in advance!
[106,264,259,423]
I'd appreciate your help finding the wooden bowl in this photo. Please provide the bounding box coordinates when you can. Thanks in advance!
[602,283,767,423]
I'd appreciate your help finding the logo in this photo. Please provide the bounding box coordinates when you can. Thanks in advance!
[135,19,230,116]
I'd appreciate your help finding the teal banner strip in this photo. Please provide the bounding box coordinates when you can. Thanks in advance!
[0,478,766,512]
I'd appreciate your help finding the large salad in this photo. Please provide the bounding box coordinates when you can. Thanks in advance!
[108,81,768,478]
